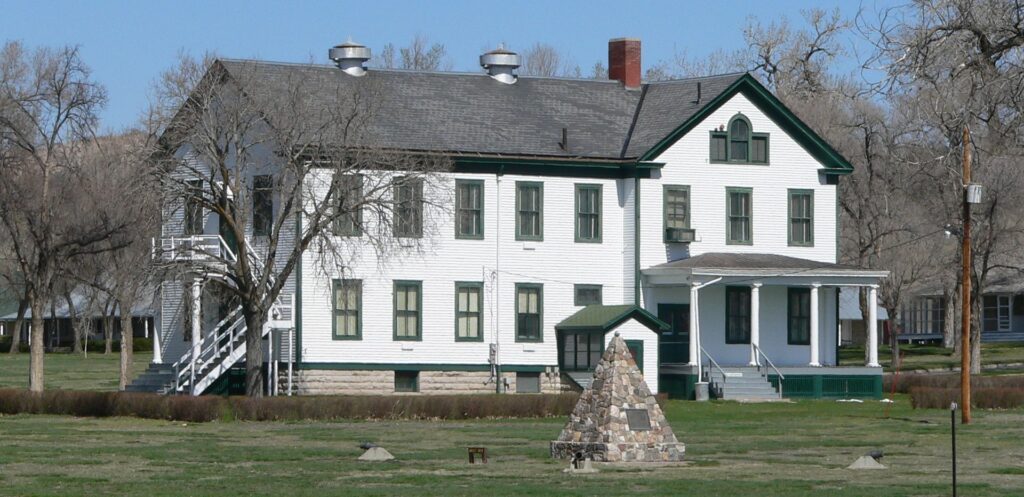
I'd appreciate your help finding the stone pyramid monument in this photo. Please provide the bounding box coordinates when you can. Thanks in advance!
[551,333,684,462]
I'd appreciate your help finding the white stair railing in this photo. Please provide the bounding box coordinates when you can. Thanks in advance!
[752,343,785,398]
[700,345,727,398]
[168,236,295,396]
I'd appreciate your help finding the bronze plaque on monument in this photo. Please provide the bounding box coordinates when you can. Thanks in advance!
[625,409,651,431]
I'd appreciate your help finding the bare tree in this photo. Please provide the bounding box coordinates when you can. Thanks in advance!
[150,55,452,396]
[375,35,452,71]
[0,42,130,392]
[519,43,576,77]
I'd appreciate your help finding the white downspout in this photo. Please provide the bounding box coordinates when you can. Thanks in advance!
[494,172,503,393]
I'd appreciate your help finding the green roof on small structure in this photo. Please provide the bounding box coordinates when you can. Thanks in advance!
[555,304,669,334]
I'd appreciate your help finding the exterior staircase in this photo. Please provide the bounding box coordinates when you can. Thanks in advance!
[708,366,783,401]
[127,234,294,396]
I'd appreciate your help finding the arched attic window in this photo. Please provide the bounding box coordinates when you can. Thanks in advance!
[710,114,769,164]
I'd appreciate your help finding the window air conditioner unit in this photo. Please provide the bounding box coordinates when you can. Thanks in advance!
[665,228,696,243]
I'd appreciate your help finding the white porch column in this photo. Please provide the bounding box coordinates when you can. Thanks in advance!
[749,283,761,366]
[688,283,699,366]
[150,318,162,364]
[809,284,821,367]
[190,277,201,391]
[867,284,880,367]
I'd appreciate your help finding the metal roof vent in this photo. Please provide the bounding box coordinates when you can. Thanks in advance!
[480,45,520,84]
[329,40,371,77]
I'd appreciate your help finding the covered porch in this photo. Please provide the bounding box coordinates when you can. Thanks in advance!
[641,253,889,399]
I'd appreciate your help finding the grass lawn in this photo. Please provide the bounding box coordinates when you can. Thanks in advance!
[2,398,1023,496]
[839,342,1024,372]
[0,352,152,391]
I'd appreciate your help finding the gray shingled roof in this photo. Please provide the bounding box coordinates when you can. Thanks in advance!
[652,253,864,271]
[217,59,745,160]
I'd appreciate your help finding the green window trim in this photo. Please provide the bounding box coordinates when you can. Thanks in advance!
[515,181,544,241]
[558,330,604,371]
[709,114,770,165]
[725,286,752,344]
[787,189,814,247]
[332,279,362,340]
[393,176,424,238]
[726,187,753,245]
[394,370,419,392]
[515,283,544,343]
[393,280,423,341]
[663,184,691,242]
[454,281,484,342]
[788,287,811,345]
[573,284,603,306]
[333,174,364,237]
[574,183,602,243]
[455,179,485,240]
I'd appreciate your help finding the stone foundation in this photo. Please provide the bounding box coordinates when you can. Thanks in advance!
[550,441,685,462]
[282,369,570,395]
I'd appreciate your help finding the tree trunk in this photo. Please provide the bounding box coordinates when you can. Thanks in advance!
[970,298,982,374]
[8,299,26,354]
[103,314,113,355]
[118,298,133,391]
[66,292,81,354]
[858,288,870,363]
[942,284,958,350]
[28,294,45,393]
[885,306,900,365]
[244,308,265,397]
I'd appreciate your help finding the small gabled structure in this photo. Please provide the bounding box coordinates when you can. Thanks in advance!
[551,334,684,462]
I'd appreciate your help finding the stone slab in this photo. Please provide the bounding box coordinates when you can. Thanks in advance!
[358,447,395,461]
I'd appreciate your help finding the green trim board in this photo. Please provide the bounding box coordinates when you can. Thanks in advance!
[514,283,544,342]
[787,188,814,247]
[453,156,665,179]
[555,304,669,334]
[574,183,602,243]
[634,174,641,305]
[454,179,484,240]
[454,281,484,342]
[638,73,853,175]
[297,362,550,372]
[514,181,544,241]
[393,280,423,341]
[331,279,362,340]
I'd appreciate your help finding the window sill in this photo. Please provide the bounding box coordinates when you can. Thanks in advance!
[332,335,362,341]
[455,336,485,342]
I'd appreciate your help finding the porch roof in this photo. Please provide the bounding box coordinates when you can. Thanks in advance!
[643,253,889,280]
[555,305,669,334]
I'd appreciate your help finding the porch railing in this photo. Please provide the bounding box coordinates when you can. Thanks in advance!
[752,343,785,398]
[153,235,237,264]
[700,345,726,397]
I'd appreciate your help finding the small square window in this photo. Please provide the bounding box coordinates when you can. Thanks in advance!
[395,371,419,393]
[516,372,541,393]
[574,284,602,306]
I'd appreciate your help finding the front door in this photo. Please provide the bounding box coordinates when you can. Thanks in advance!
[657,304,689,364]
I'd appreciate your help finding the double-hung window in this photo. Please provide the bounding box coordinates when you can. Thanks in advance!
[516,284,543,342]
[394,281,422,340]
[575,184,601,242]
[333,279,361,340]
[725,286,751,344]
[334,174,363,237]
[394,177,423,238]
[726,187,752,244]
[252,175,273,237]
[516,182,543,241]
[455,282,483,341]
[788,189,814,246]
[455,179,484,239]
[787,288,811,345]
[663,185,691,242]
[183,179,204,235]
[983,295,1012,332]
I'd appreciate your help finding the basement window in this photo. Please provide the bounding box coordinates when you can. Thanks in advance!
[516,372,541,394]
[394,371,419,393]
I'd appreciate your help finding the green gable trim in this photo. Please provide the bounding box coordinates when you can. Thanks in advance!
[555,304,669,334]
[637,73,854,175]
[454,156,664,179]
[297,363,548,372]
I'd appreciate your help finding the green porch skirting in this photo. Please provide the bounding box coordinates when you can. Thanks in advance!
[659,373,882,400]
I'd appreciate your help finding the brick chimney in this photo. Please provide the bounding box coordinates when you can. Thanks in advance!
[608,38,641,88]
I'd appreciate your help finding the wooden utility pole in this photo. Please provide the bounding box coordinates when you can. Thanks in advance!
[960,125,972,424]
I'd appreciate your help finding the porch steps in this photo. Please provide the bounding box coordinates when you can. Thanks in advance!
[711,367,782,401]
[565,372,594,391]
[982,332,1024,343]
[124,363,176,394]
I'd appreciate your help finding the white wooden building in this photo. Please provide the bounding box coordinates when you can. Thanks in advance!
[139,38,887,399]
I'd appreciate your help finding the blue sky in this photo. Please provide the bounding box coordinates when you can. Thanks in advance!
[1,1,891,132]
